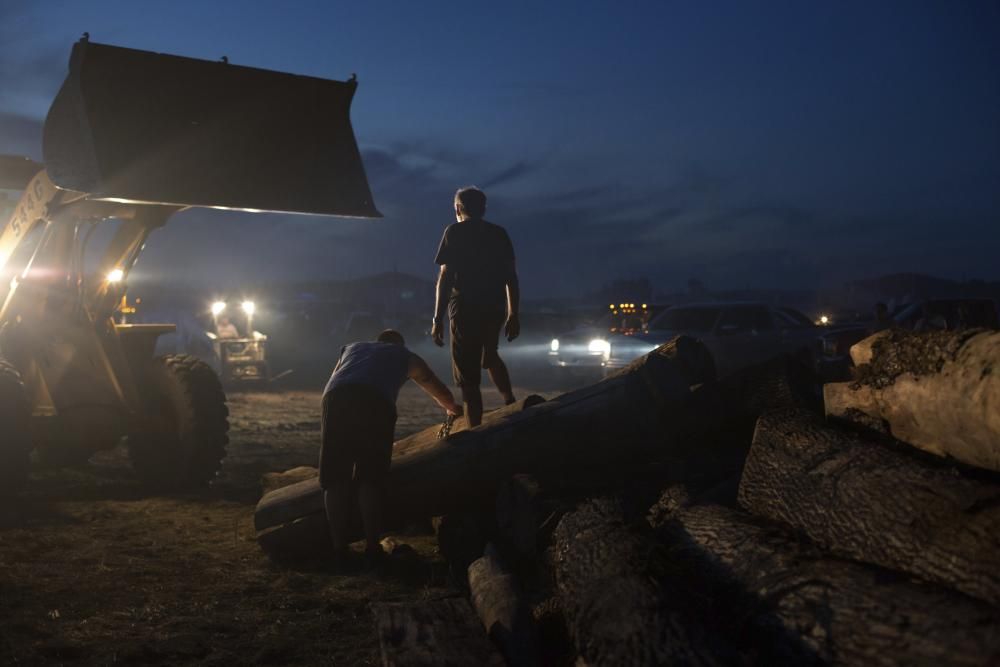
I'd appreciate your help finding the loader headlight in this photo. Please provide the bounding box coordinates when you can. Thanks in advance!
[211,301,227,316]
[241,300,256,316]
[106,268,124,283]
[588,338,611,357]
[550,338,560,352]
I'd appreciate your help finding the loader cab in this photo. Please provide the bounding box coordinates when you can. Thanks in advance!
[207,299,270,385]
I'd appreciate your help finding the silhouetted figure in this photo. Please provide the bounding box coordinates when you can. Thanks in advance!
[321,330,460,569]
[431,187,520,427]
[215,315,240,339]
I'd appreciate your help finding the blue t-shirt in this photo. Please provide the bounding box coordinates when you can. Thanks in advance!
[323,341,410,407]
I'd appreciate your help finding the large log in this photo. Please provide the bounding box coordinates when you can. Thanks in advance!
[658,505,1000,666]
[255,337,716,557]
[467,543,540,666]
[494,475,544,562]
[825,329,1000,472]
[372,598,505,667]
[739,410,1000,605]
[254,395,546,558]
[549,497,734,666]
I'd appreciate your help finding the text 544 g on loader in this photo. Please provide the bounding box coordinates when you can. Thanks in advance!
[0,38,379,491]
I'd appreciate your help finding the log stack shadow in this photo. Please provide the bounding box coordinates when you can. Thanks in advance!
[255,331,1000,665]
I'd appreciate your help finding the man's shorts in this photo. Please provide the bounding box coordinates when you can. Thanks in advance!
[449,303,506,388]
[319,384,396,490]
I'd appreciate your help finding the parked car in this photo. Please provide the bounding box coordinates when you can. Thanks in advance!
[816,298,1000,381]
[550,302,818,379]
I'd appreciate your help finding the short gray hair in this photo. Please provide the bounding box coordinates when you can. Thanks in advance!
[454,186,487,219]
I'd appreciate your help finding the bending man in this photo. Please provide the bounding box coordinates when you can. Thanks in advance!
[321,329,461,567]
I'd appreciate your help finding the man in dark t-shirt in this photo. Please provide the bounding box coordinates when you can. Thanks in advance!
[431,186,521,427]
[322,329,460,568]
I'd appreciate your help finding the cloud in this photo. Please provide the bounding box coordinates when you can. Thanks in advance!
[0,112,43,158]
[479,160,539,189]
[0,7,67,117]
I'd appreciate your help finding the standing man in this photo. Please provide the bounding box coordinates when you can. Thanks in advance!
[321,330,461,568]
[431,186,520,427]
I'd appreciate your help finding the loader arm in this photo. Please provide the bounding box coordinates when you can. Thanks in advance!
[0,36,381,464]
[0,167,65,282]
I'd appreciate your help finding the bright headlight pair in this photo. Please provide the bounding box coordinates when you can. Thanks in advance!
[212,300,255,316]
[588,338,611,356]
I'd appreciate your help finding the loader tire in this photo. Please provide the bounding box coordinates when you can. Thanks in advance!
[0,358,31,494]
[128,354,229,488]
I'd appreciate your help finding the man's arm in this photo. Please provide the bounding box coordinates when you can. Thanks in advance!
[504,259,521,341]
[408,352,461,414]
[432,264,454,347]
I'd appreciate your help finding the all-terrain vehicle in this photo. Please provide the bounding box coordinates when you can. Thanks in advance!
[0,38,378,491]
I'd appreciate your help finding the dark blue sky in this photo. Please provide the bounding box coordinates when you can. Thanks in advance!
[1,1,998,295]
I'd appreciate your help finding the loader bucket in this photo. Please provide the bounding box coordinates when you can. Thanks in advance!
[42,39,380,217]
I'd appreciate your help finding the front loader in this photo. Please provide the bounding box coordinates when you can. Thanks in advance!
[0,38,379,491]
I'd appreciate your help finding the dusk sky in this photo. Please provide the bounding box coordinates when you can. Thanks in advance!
[1,1,997,296]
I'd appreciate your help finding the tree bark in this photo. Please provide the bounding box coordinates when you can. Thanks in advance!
[255,337,716,557]
[739,409,1000,605]
[372,598,505,667]
[549,497,733,666]
[825,329,1000,472]
[658,504,1000,666]
[467,543,540,667]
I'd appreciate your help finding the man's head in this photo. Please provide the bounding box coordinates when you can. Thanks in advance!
[454,186,487,221]
[376,329,405,346]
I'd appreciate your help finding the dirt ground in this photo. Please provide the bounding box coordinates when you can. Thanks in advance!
[0,384,554,666]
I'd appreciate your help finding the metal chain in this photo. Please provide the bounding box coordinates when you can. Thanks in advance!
[437,413,457,439]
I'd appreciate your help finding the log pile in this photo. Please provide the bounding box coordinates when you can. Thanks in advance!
[740,409,1000,605]
[265,332,1000,665]
[824,329,1000,471]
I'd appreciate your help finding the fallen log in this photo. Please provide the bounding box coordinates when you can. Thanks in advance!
[825,329,1000,472]
[433,510,494,588]
[467,543,540,667]
[372,598,505,667]
[645,484,692,529]
[255,337,716,557]
[260,465,318,494]
[739,409,1000,605]
[658,505,1000,666]
[254,395,546,559]
[848,329,890,366]
[494,475,541,558]
[549,497,733,666]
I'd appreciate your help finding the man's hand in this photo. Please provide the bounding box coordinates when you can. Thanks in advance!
[445,401,463,417]
[504,313,520,342]
[431,319,445,347]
